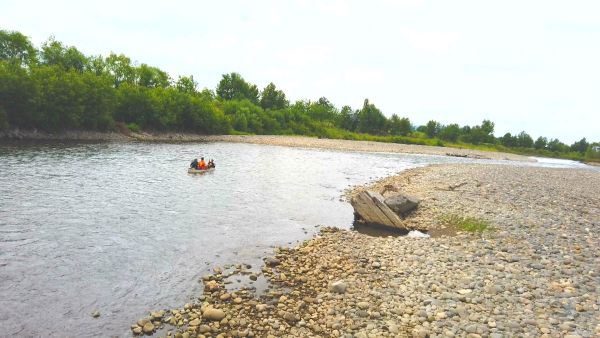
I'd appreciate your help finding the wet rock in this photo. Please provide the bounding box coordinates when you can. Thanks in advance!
[203,308,226,321]
[265,257,280,266]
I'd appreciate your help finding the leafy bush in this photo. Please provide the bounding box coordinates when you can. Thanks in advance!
[126,122,140,132]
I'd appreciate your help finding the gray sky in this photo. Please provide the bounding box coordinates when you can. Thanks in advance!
[2,0,599,143]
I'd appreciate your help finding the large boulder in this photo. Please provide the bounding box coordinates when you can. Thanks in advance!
[350,191,408,230]
[384,193,420,215]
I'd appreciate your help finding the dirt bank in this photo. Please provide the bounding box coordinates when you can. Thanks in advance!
[1,129,532,162]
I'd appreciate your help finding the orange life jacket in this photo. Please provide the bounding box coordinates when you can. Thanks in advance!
[199,160,206,169]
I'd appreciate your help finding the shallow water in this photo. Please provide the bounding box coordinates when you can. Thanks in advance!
[0,141,595,337]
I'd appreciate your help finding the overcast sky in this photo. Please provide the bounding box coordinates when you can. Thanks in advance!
[2,0,599,143]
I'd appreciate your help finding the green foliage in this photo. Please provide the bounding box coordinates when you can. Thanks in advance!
[388,114,412,136]
[260,82,288,110]
[216,72,259,104]
[126,122,140,132]
[584,144,600,162]
[40,37,87,72]
[105,53,136,87]
[357,99,387,134]
[425,120,441,138]
[534,136,547,150]
[136,63,170,88]
[175,75,197,94]
[439,123,460,142]
[442,214,490,232]
[0,30,38,66]
[570,138,588,154]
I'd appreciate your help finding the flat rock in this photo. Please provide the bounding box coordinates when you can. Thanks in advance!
[384,192,420,215]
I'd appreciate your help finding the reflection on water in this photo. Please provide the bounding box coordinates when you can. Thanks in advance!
[0,141,594,337]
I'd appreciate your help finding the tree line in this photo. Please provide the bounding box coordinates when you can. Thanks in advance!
[1,29,598,161]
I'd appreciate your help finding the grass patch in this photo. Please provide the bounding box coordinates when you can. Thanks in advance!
[441,214,491,232]
[126,123,140,133]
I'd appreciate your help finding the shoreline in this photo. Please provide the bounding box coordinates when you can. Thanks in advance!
[130,164,600,337]
[1,129,533,162]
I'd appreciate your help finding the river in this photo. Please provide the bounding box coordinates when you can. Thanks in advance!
[0,141,594,337]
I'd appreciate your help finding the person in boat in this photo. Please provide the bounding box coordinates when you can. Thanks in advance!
[190,158,198,169]
[198,157,207,170]
[207,159,215,168]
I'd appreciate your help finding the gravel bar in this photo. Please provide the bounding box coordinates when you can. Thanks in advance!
[131,164,599,338]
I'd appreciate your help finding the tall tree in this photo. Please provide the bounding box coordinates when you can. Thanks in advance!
[175,75,198,94]
[500,132,517,147]
[439,123,460,142]
[216,72,259,104]
[516,131,534,148]
[40,37,87,72]
[389,114,412,136]
[0,30,37,66]
[260,82,288,110]
[136,64,170,88]
[534,136,548,150]
[337,105,357,131]
[357,99,387,134]
[105,53,136,87]
[570,137,588,154]
[425,120,441,138]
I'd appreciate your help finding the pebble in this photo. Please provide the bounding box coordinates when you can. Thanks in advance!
[142,322,154,334]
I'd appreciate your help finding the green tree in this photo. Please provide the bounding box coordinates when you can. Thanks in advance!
[389,114,412,136]
[308,97,337,122]
[136,63,170,88]
[337,105,357,131]
[534,136,548,150]
[105,53,136,87]
[425,120,441,138]
[260,82,288,110]
[216,72,259,104]
[584,143,600,160]
[516,131,534,148]
[439,123,461,142]
[86,55,107,76]
[357,99,387,134]
[40,37,87,72]
[500,132,517,147]
[570,137,588,154]
[0,61,38,127]
[0,30,37,66]
[175,75,197,94]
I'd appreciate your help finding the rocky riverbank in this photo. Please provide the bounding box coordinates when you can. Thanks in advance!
[0,129,531,162]
[130,164,599,337]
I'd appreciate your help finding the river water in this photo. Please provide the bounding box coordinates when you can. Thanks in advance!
[0,141,595,337]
